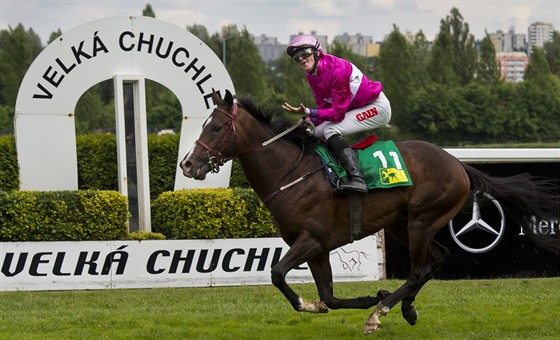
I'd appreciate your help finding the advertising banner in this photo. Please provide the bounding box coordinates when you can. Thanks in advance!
[0,236,382,291]
[386,161,559,279]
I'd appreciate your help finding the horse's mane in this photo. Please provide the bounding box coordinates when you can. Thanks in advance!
[236,96,320,154]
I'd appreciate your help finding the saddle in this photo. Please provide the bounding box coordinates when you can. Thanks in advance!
[315,136,413,190]
[314,136,413,242]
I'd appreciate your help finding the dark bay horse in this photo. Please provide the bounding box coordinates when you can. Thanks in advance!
[180,90,559,334]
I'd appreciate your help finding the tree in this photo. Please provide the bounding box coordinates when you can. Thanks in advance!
[0,24,36,125]
[429,7,477,85]
[428,24,458,85]
[223,26,269,102]
[142,4,155,18]
[492,77,559,143]
[406,83,464,143]
[524,47,552,84]
[74,83,114,133]
[410,30,431,88]
[542,31,560,76]
[147,87,182,132]
[492,81,527,142]
[188,24,211,43]
[329,40,369,73]
[521,49,560,141]
[477,33,500,85]
[0,105,11,132]
[458,83,504,141]
[271,50,314,119]
[26,28,43,56]
[48,29,63,45]
[186,24,222,65]
[376,25,415,128]
[511,80,558,142]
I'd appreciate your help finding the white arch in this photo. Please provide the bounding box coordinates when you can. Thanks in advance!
[15,16,234,191]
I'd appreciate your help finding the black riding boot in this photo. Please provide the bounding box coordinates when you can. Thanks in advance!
[327,135,368,193]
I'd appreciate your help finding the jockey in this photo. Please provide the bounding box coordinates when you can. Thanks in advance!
[282,34,392,193]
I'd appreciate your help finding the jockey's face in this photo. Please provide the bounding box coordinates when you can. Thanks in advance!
[293,48,316,73]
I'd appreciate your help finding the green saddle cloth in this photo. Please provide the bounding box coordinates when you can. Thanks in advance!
[315,140,413,189]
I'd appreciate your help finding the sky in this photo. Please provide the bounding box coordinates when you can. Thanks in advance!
[1,0,559,46]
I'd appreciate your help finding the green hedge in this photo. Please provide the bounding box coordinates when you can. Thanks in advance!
[0,133,261,241]
[152,188,275,239]
[0,135,18,191]
[76,134,119,191]
[0,190,130,241]
[0,188,274,241]
[1,133,249,196]
[147,134,182,198]
[76,133,180,198]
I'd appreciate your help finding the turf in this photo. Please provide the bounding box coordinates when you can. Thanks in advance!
[0,278,558,339]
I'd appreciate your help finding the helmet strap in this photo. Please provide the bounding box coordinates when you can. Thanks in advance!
[308,52,320,75]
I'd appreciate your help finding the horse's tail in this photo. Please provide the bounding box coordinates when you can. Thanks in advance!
[461,163,560,255]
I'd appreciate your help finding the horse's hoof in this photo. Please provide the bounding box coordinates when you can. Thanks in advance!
[377,290,391,299]
[402,307,418,326]
[298,297,329,313]
[363,322,381,334]
[317,301,329,313]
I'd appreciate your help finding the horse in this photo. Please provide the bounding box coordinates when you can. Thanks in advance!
[180,90,559,334]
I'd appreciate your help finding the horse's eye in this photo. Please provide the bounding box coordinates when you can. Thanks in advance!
[211,124,222,133]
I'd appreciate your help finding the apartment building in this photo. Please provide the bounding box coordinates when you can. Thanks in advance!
[333,33,373,56]
[527,22,554,53]
[496,52,529,82]
[489,27,527,53]
[252,34,286,63]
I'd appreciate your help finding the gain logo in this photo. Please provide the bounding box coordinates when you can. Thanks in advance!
[448,192,505,253]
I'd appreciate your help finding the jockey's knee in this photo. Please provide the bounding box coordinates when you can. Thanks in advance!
[322,125,343,140]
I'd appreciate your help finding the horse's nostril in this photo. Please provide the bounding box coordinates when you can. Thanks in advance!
[180,160,191,171]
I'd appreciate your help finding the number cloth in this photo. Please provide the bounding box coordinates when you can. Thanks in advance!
[315,140,413,189]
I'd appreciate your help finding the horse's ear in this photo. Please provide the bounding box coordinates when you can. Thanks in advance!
[211,88,223,106]
[223,89,234,107]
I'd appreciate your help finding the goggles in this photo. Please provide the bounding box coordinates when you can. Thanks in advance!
[292,47,314,62]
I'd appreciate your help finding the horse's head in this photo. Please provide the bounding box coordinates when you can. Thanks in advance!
[180,89,238,180]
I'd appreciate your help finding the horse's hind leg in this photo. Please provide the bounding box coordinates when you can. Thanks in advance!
[270,232,328,313]
[364,213,454,334]
[363,226,434,333]
[401,239,450,325]
[307,253,390,310]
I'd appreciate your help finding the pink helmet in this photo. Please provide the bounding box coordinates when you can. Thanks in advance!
[286,35,322,57]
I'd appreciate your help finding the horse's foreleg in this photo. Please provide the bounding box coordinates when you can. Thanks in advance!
[270,232,328,313]
[308,254,390,310]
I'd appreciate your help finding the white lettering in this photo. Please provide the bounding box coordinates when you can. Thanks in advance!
[0,238,380,291]
[520,215,559,236]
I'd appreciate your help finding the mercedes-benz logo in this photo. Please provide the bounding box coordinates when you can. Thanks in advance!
[448,192,506,253]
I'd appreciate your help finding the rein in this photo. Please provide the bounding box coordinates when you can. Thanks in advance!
[234,115,306,158]
[197,102,324,202]
[262,164,326,202]
[196,102,310,167]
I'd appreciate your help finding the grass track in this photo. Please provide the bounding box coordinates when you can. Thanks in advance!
[0,278,558,339]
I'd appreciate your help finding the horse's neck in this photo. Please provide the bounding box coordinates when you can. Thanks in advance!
[237,126,312,200]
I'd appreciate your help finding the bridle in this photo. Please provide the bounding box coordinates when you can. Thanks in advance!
[195,102,312,174]
[194,104,239,173]
[194,102,323,202]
